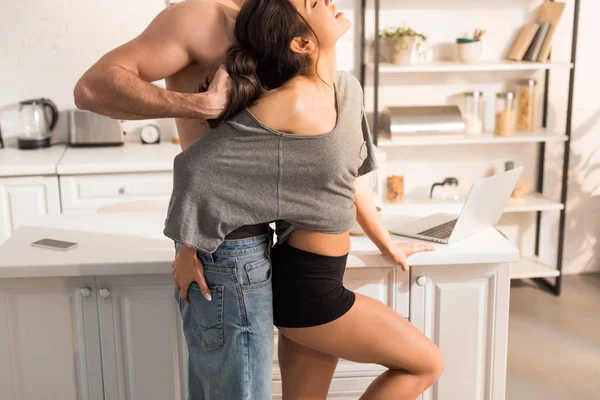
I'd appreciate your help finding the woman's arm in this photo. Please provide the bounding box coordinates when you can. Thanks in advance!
[354,174,434,271]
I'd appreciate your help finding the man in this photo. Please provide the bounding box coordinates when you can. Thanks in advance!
[74,1,274,399]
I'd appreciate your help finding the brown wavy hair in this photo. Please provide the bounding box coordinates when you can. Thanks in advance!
[207,0,316,128]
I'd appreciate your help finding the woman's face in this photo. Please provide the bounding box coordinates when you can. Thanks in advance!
[290,0,351,49]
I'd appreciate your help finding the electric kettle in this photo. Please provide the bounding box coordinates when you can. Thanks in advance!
[16,98,59,149]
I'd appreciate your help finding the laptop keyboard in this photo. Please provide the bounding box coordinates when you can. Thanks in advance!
[418,219,458,240]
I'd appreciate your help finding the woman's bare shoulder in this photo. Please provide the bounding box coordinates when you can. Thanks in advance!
[250,85,307,133]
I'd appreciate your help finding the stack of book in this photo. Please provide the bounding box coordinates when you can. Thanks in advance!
[507,1,566,63]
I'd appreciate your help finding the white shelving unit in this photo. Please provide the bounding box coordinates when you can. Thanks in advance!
[370,60,574,74]
[511,257,561,280]
[378,130,568,147]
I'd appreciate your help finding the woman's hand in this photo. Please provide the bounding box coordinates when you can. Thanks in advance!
[172,245,212,303]
[381,242,435,272]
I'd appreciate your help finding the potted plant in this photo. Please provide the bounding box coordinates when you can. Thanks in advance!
[380,27,427,66]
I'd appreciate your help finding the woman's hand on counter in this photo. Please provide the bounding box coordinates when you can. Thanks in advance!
[381,242,435,272]
[172,244,212,303]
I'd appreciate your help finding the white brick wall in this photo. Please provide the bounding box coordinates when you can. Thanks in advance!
[0,0,165,109]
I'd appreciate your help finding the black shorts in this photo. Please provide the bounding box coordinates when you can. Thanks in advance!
[271,241,356,328]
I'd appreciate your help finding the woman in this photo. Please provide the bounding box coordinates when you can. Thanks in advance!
[165,0,445,398]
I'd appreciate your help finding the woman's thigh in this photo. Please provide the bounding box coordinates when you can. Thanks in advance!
[278,293,441,374]
[278,332,338,399]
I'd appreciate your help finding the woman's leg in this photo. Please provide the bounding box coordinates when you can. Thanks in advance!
[278,293,445,400]
[278,331,339,399]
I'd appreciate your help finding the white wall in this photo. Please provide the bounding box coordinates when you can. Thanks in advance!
[0,0,597,273]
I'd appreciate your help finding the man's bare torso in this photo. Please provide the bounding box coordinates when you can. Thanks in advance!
[166,0,240,142]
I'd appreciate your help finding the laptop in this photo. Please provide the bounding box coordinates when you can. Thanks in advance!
[389,168,523,244]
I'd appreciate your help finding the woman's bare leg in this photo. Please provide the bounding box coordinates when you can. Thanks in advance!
[278,331,338,399]
[278,293,445,400]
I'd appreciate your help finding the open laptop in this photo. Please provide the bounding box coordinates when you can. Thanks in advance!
[389,168,523,244]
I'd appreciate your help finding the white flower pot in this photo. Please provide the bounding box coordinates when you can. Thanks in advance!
[457,41,482,64]
[381,36,416,65]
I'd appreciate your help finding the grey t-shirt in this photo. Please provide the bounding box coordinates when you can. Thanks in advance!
[164,71,377,253]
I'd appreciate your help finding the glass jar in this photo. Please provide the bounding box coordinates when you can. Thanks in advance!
[463,91,485,136]
[385,164,404,203]
[494,92,516,137]
[371,148,388,206]
[516,79,537,132]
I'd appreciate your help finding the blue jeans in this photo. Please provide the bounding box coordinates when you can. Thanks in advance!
[174,233,274,400]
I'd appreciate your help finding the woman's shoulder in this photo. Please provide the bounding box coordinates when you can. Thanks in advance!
[250,85,310,132]
[336,71,363,99]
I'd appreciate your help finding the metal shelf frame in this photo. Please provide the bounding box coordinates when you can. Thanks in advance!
[360,0,581,296]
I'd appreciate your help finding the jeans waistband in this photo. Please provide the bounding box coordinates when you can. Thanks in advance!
[207,231,273,258]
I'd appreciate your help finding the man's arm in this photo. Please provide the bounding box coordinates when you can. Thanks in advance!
[73,1,227,120]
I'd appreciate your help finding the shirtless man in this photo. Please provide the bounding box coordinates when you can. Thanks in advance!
[74,1,274,399]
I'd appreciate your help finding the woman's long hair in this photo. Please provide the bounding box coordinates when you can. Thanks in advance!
[207,0,316,127]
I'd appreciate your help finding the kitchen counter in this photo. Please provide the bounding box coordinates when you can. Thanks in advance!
[0,139,66,177]
[0,213,517,400]
[56,142,181,175]
[0,140,180,177]
[0,213,518,279]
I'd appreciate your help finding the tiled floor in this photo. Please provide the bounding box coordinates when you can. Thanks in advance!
[506,274,600,400]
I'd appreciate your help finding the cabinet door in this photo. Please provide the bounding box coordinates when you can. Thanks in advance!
[59,173,172,214]
[96,275,187,400]
[0,176,61,244]
[0,277,104,400]
[410,263,511,400]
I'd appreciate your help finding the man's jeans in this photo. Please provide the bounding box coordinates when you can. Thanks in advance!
[174,233,273,400]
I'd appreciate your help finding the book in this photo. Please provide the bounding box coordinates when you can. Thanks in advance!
[508,23,540,61]
[523,22,551,62]
[537,1,566,62]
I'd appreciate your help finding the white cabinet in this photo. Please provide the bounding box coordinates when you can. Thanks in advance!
[0,176,61,244]
[59,173,172,214]
[95,275,187,400]
[0,277,104,400]
[0,275,186,400]
[0,263,512,400]
[410,264,511,400]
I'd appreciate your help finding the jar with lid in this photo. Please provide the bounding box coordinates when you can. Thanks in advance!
[516,79,537,132]
[462,91,485,136]
[385,163,404,203]
[494,91,516,137]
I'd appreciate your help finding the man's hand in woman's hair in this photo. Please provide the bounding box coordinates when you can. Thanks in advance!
[199,64,232,120]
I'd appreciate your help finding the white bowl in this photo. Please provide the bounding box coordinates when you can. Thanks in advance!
[457,41,482,64]
[349,207,383,236]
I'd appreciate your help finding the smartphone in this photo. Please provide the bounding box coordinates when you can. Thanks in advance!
[31,238,79,251]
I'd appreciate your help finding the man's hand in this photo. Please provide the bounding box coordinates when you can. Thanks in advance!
[172,245,212,303]
[199,65,232,119]
[382,242,435,272]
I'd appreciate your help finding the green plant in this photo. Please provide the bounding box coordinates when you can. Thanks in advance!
[381,27,427,42]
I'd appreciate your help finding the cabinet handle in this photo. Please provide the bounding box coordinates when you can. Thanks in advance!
[118,187,126,195]
[99,288,111,298]
[416,276,428,286]
[80,287,92,298]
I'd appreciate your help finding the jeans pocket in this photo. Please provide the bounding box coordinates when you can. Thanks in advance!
[241,258,272,289]
[189,284,225,350]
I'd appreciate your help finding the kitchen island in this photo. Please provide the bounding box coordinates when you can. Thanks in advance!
[0,213,518,400]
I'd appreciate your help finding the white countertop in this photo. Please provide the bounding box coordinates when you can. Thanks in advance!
[0,140,66,177]
[0,214,519,279]
[56,142,181,175]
